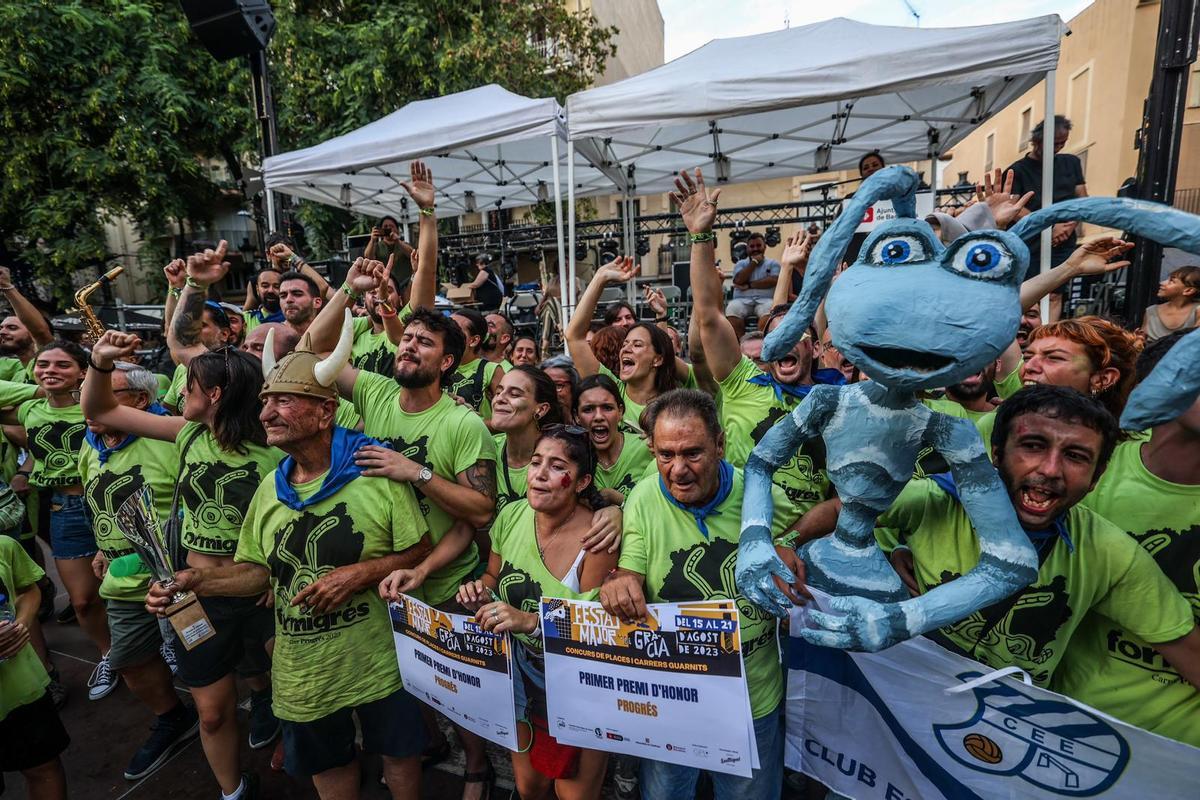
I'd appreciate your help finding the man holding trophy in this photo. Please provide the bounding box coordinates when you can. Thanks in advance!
[146,311,434,800]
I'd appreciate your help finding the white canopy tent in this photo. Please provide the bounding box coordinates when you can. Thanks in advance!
[263,84,619,318]
[565,15,1066,321]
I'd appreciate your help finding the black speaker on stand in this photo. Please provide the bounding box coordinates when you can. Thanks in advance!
[179,1,275,61]
[179,1,279,246]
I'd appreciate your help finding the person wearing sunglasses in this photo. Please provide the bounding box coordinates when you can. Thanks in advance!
[82,243,287,800]
[448,425,619,800]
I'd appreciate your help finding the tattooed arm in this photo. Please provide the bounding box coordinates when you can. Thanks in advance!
[168,242,231,366]
[353,449,498,529]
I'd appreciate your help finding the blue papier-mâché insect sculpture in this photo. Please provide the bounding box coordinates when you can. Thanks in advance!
[736,164,1200,652]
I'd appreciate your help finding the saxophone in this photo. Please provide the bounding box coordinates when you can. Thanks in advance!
[73,265,124,342]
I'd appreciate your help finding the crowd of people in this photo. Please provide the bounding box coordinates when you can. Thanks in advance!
[0,148,1197,800]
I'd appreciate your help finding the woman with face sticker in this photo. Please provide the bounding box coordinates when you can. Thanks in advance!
[456,425,618,800]
[489,366,562,514]
[573,374,654,504]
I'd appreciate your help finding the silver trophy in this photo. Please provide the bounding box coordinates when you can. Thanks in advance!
[115,486,215,648]
[115,485,180,596]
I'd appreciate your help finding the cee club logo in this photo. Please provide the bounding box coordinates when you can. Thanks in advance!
[933,672,1130,796]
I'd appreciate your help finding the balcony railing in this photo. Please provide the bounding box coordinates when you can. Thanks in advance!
[530,37,576,70]
[1174,187,1200,215]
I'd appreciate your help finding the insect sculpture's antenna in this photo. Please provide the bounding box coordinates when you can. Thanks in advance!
[762,165,921,362]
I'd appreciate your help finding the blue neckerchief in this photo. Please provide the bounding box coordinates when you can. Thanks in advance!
[85,403,171,465]
[250,308,285,324]
[747,366,846,402]
[929,472,1074,553]
[275,427,390,511]
[658,459,734,539]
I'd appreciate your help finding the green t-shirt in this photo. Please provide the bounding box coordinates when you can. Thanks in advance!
[334,398,362,430]
[17,399,85,488]
[0,357,33,384]
[177,422,282,556]
[79,434,179,603]
[163,363,187,411]
[353,371,493,604]
[447,357,501,418]
[594,433,655,501]
[493,433,529,515]
[994,360,1023,400]
[1051,440,1200,746]
[0,379,38,409]
[493,500,599,651]
[350,316,397,378]
[0,536,48,721]
[974,411,997,454]
[877,478,1194,687]
[618,466,793,718]
[717,356,830,520]
[236,468,427,722]
[921,397,994,424]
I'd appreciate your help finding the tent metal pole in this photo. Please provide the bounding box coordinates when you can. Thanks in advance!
[566,140,577,350]
[1039,69,1056,324]
[550,135,569,341]
[624,193,636,303]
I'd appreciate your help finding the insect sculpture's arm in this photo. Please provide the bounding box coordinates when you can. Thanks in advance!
[802,416,1038,651]
[1121,327,1200,431]
[737,387,836,617]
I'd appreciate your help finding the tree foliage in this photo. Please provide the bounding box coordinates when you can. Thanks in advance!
[0,1,250,301]
[0,0,616,300]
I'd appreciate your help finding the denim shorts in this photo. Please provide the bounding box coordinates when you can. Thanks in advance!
[49,493,97,560]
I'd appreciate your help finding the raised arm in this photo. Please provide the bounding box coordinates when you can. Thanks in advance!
[269,242,332,300]
[168,242,230,366]
[1019,237,1133,310]
[307,257,383,353]
[0,266,53,347]
[161,259,186,338]
[82,331,188,443]
[402,161,438,312]
[355,446,498,529]
[566,257,637,378]
[773,230,812,308]
[672,168,742,381]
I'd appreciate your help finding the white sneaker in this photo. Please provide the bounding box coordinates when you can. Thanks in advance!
[88,653,120,700]
[160,640,178,676]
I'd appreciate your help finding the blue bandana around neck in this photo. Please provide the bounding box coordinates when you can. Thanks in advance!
[747,366,846,403]
[251,308,286,324]
[658,459,735,539]
[84,403,171,465]
[929,472,1074,554]
[275,427,390,511]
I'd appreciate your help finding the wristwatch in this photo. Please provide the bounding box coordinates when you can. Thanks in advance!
[414,466,434,487]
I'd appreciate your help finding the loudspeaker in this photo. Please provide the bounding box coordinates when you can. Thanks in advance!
[179,0,275,61]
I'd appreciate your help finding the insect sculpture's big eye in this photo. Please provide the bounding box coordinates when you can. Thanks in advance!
[870,236,926,265]
[949,239,1014,281]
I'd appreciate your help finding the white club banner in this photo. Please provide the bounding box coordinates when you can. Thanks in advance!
[390,594,518,750]
[542,597,758,777]
[785,590,1200,800]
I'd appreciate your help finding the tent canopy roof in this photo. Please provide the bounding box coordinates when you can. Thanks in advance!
[567,15,1064,195]
[263,84,614,220]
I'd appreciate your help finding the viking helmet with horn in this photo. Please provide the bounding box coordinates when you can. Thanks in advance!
[260,310,355,399]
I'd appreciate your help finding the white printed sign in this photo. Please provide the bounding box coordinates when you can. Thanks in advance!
[541,597,758,777]
[390,594,518,750]
[847,191,936,233]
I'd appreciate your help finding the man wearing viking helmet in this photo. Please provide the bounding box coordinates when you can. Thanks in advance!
[148,311,434,800]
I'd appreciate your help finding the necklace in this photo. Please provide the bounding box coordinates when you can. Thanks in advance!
[535,506,579,559]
